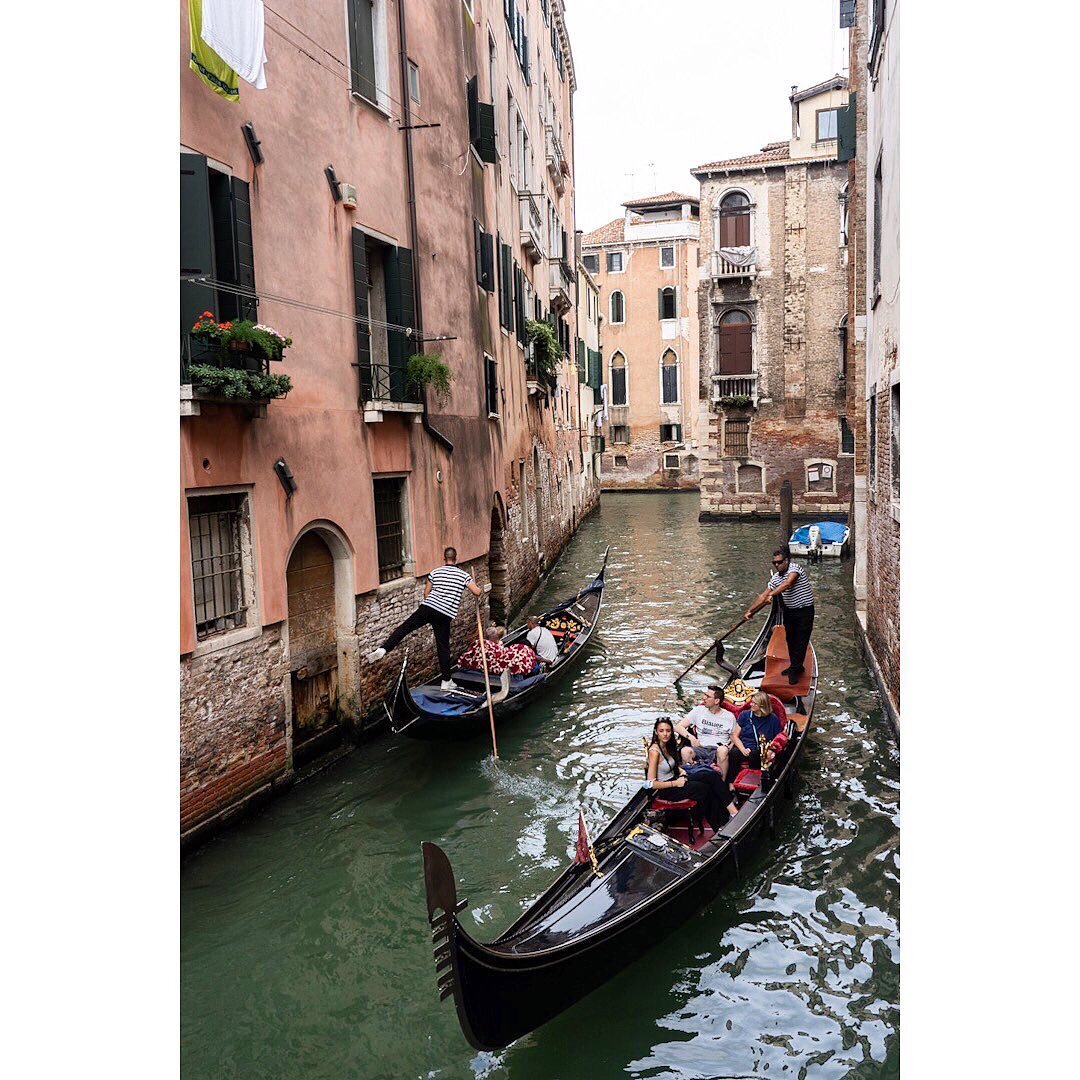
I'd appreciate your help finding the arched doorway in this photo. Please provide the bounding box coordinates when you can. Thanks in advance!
[287,532,338,749]
[488,497,509,626]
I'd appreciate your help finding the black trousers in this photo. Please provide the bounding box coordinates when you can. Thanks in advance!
[783,603,814,672]
[680,774,736,830]
[382,605,454,681]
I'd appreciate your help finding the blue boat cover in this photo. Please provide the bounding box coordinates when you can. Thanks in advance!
[790,521,848,544]
[410,672,548,715]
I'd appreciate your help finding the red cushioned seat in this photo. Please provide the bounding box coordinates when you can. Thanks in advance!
[650,796,702,842]
[733,768,761,794]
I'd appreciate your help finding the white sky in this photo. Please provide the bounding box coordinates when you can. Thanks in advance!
[564,0,850,233]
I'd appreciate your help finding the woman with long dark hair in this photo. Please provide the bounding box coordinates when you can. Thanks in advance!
[645,717,737,831]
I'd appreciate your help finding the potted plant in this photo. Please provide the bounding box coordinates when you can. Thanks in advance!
[525,319,560,387]
[187,364,293,401]
[191,313,293,370]
[719,394,753,409]
[405,353,454,406]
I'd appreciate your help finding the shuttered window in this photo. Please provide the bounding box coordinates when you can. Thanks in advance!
[659,287,677,321]
[474,221,494,291]
[498,237,513,330]
[610,353,627,405]
[660,424,681,443]
[484,354,500,417]
[718,193,750,247]
[661,351,678,403]
[467,76,497,163]
[717,311,753,374]
[610,291,625,324]
[347,0,378,103]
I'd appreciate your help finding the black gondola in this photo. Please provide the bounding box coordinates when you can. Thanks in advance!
[421,599,818,1050]
[387,549,609,740]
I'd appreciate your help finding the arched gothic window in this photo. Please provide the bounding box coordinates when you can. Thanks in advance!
[717,310,753,374]
[610,290,625,324]
[610,351,627,405]
[660,349,678,404]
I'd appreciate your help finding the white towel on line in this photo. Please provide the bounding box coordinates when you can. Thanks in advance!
[202,0,268,89]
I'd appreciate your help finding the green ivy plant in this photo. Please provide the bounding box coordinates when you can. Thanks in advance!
[405,353,453,406]
[719,394,753,408]
[189,364,293,401]
[525,319,560,382]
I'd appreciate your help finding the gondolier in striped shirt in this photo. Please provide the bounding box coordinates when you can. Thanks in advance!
[366,547,489,691]
[745,547,815,685]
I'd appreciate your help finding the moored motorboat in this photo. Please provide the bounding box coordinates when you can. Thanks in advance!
[788,520,849,558]
[387,550,609,740]
[421,599,817,1050]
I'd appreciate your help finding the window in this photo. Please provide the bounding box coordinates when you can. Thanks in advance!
[606,251,624,273]
[816,108,838,141]
[717,310,753,374]
[180,153,256,346]
[407,59,420,102]
[484,353,500,417]
[473,219,494,292]
[718,191,750,248]
[188,491,254,641]
[839,182,849,247]
[840,416,855,455]
[868,388,878,489]
[660,245,675,268]
[613,454,628,467]
[661,350,678,404]
[891,383,900,501]
[611,426,630,445]
[664,454,681,470]
[659,287,677,321]
[582,253,599,275]
[610,352,627,405]
[610,291,625,325]
[869,0,886,73]
[467,76,497,163]
[659,423,682,443]
[724,419,749,458]
[737,463,763,493]
[873,154,883,298]
[488,36,498,138]
[838,314,848,380]
[805,461,835,494]
[373,476,409,583]
[347,0,384,106]
[497,235,513,330]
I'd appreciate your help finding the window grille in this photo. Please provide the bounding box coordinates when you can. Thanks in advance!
[373,477,407,583]
[189,493,248,640]
[725,419,749,457]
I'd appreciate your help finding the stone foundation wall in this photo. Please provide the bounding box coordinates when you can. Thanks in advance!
[180,626,289,837]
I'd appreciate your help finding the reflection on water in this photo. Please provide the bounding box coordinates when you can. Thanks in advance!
[181,494,899,1079]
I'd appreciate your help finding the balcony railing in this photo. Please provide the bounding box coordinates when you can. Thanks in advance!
[360,359,422,407]
[549,259,573,312]
[180,331,274,416]
[546,125,568,192]
[711,372,759,407]
[525,348,557,396]
[711,249,757,280]
[519,192,544,263]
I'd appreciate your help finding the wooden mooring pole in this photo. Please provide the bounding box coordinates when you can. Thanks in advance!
[779,479,792,548]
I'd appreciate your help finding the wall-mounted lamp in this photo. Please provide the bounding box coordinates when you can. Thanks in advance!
[274,458,298,497]
[324,164,342,202]
[242,122,263,166]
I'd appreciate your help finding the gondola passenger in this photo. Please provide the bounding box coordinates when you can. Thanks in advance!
[525,616,559,667]
[673,684,739,780]
[726,691,785,779]
[645,718,738,831]
[458,625,537,676]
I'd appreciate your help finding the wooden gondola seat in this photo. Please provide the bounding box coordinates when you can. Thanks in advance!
[760,625,813,698]
[649,796,702,842]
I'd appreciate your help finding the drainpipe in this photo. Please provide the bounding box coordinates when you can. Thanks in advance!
[398,0,453,452]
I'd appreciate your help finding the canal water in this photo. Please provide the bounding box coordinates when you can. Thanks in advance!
[181,493,900,1079]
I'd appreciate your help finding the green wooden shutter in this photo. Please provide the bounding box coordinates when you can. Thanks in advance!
[466,76,480,147]
[477,102,497,163]
[385,246,417,401]
[513,263,524,343]
[351,229,372,403]
[231,179,257,322]
[837,93,856,163]
[657,288,664,320]
[348,0,377,102]
[180,153,215,337]
[473,220,483,286]
[480,231,495,292]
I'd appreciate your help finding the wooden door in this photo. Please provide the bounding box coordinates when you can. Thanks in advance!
[287,533,338,741]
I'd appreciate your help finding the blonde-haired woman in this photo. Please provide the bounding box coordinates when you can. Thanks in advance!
[727,690,785,780]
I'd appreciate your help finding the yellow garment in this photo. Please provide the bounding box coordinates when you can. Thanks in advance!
[188,0,239,101]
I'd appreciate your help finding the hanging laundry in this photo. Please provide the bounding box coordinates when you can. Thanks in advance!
[189,0,239,101]
[202,0,268,90]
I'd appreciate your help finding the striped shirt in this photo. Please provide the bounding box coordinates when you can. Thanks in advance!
[768,562,814,608]
[422,564,473,618]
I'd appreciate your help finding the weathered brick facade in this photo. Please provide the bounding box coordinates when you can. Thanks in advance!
[693,80,853,521]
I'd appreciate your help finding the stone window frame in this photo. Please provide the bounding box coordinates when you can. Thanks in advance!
[609,290,626,325]
[713,304,757,376]
[713,186,756,252]
[606,250,626,274]
[186,484,262,659]
[659,347,680,405]
[659,286,677,323]
[612,453,629,468]
[723,417,751,458]
[609,350,629,406]
[804,457,838,496]
[371,471,415,588]
[659,244,675,269]
[735,460,767,495]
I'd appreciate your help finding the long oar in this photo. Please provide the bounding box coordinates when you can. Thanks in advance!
[673,615,751,685]
[475,606,499,761]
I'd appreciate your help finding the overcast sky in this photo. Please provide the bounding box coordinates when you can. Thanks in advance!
[563,0,849,233]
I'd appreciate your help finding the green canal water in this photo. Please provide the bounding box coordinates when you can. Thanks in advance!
[181,493,900,1079]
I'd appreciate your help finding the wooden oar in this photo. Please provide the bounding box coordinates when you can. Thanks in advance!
[673,615,750,684]
[475,606,499,761]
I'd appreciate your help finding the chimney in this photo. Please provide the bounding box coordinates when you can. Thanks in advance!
[790,85,800,139]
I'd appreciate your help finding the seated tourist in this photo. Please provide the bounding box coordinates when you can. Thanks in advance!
[726,690,785,779]
[674,685,739,780]
[525,616,560,667]
[645,718,738,831]
[458,626,537,676]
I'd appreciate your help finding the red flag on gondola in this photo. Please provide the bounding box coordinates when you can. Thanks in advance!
[574,808,592,864]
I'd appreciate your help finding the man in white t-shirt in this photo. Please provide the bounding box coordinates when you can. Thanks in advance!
[674,685,739,779]
[525,616,559,666]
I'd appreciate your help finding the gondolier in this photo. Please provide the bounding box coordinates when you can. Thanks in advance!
[366,546,489,691]
[745,547,815,685]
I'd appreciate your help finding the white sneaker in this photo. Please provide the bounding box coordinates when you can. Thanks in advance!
[440,679,459,691]
[365,647,386,663]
